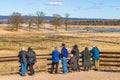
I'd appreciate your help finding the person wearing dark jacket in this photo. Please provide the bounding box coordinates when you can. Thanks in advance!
[67,54,77,72]
[90,46,100,71]
[61,43,68,74]
[71,45,80,71]
[26,47,36,75]
[51,46,60,74]
[81,47,91,71]
[18,47,27,76]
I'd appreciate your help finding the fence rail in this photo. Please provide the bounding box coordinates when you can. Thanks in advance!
[0,52,120,75]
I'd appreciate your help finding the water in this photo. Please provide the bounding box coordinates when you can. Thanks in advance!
[90,28,120,32]
[66,28,120,32]
[23,26,120,32]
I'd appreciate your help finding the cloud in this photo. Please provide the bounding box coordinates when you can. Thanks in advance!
[46,1,63,6]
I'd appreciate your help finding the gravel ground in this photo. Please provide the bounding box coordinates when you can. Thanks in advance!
[0,71,120,80]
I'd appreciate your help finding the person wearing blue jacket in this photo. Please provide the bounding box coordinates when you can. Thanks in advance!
[61,43,68,74]
[51,46,60,74]
[90,46,100,71]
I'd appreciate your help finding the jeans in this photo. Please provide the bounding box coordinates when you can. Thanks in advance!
[21,62,27,76]
[62,57,67,73]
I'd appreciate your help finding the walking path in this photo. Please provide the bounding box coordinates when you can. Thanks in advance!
[0,71,119,80]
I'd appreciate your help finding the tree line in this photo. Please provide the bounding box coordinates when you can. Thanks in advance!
[1,11,120,31]
[7,12,70,31]
[70,20,120,26]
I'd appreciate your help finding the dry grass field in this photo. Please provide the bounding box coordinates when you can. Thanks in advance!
[0,24,120,57]
[0,24,119,76]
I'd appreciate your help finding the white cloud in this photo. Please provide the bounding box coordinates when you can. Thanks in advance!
[47,1,63,6]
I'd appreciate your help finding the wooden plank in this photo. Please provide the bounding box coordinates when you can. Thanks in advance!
[100,60,120,62]
[100,52,120,55]
[0,54,51,59]
[0,56,17,59]
[100,64,120,67]
[0,59,18,62]
[100,55,120,58]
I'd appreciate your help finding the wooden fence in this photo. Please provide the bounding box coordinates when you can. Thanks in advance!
[0,52,120,75]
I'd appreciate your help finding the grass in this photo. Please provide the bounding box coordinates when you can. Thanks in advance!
[0,31,120,56]
[0,25,120,74]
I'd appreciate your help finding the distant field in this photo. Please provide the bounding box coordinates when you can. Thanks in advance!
[0,24,119,57]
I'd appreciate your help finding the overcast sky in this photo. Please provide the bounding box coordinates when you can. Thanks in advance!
[0,0,120,19]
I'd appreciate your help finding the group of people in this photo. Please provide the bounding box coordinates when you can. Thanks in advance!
[81,46,100,71]
[18,43,100,76]
[18,47,36,76]
[51,43,69,74]
[51,43,100,74]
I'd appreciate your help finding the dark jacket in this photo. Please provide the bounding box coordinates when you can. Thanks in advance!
[90,46,100,60]
[27,50,36,64]
[71,48,80,60]
[52,50,60,62]
[18,50,27,63]
[67,56,77,69]
[82,49,91,67]
[61,47,68,58]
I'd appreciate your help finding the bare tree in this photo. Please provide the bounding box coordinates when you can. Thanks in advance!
[8,12,23,31]
[64,13,70,31]
[27,14,35,31]
[36,11,45,30]
[50,14,62,31]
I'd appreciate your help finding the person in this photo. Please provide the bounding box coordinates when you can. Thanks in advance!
[50,46,60,74]
[67,54,78,72]
[81,47,91,71]
[18,47,27,76]
[90,46,100,71]
[26,47,36,75]
[71,45,80,71]
[61,43,68,74]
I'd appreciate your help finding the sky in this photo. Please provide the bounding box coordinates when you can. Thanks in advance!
[0,0,120,19]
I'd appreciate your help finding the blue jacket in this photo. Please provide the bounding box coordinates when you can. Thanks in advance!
[90,47,100,60]
[61,47,68,58]
[52,50,60,62]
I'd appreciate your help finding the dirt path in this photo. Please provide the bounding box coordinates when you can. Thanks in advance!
[0,71,119,80]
